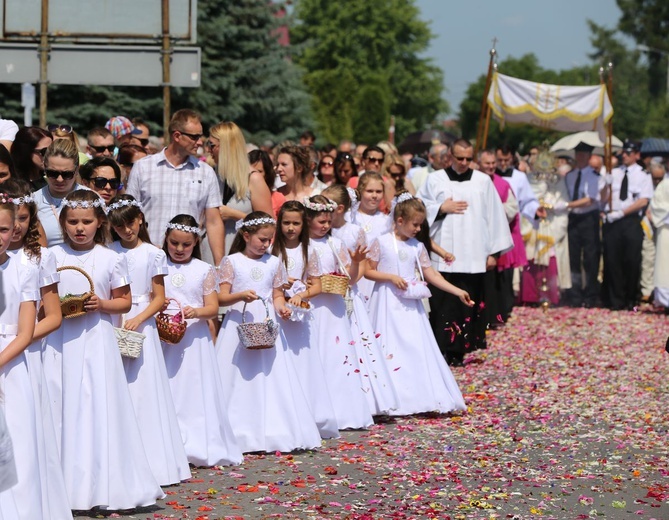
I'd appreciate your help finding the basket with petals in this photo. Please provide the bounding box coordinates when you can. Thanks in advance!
[57,266,94,319]
[321,272,349,296]
[237,298,279,350]
[156,298,187,344]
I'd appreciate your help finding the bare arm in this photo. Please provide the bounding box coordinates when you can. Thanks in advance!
[33,285,62,341]
[123,276,166,331]
[85,285,132,314]
[423,266,473,306]
[273,286,291,319]
[218,281,258,306]
[183,290,219,320]
[205,206,225,265]
[0,301,36,367]
[364,259,408,290]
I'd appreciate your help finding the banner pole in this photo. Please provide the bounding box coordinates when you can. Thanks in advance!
[474,39,497,157]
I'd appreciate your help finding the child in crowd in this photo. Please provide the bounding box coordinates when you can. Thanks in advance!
[161,214,242,467]
[305,195,374,429]
[271,200,339,439]
[108,195,190,485]
[365,192,471,416]
[323,185,399,415]
[0,191,43,518]
[350,173,392,302]
[3,178,71,519]
[44,189,163,510]
[216,211,322,452]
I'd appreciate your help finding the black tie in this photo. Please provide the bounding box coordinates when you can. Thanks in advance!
[620,168,629,201]
[572,170,581,201]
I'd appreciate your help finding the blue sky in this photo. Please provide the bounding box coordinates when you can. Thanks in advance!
[415,0,623,116]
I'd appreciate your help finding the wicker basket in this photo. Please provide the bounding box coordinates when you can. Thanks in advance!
[114,327,146,359]
[57,266,94,319]
[156,298,187,344]
[321,273,349,296]
[237,298,279,350]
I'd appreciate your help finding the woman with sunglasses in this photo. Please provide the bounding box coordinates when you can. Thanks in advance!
[10,126,53,191]
[385,154,416,196]
[33,139,87,246]
[317,155,336,186]
[333,152,358,187]
[117,143,148,186]
[79,156,123,203]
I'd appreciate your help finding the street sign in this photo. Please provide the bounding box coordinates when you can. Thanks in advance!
[0,0,196,43]
[0,43,201,87]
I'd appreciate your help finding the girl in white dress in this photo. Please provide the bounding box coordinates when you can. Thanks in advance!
[350,173,392,302]
[216,211,323,453]
[365,193,471,416]
[161,214,242,467]
[3,179,72,519]
[323,185,399,416]
[108,195,191,485]
[306,195,374,430]
[43,189,164,511]
[270,201,339,439]
[0,193,43,519]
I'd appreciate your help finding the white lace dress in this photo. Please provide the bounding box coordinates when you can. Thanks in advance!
[0,254,43,519]
[162,257,242,467]
[5,247,72,519]
[367,234,466,416]
[350,210,392,302]
[43,244,164,510]
[216,253,322,453]
[277,245,339,439]
[309,236,374,429]
[331,223,399,415]
[110,242,191,484]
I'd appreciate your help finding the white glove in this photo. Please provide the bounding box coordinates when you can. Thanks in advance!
[605,210,624,223]
[553,200,568,213]
[604,174,614,186]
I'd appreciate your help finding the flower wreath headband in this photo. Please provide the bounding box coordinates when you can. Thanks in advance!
[302,197,337,212]
[11,195,35,206]
[235,216,276,232]
[166,222,203,236]
[390,191,416,214]
[107,199,143,213]
[61,197,107,212]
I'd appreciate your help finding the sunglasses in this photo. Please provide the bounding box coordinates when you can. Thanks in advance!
[453,155,474,162]
[33,147,48,157]
[320,161,334,167]
[90,177,121,189]
[47,124,73,134]
[179,131,203,142]
[139,138,149,147]
[90,144,115,154]
[366,157,384,164]
[45,169,76,180]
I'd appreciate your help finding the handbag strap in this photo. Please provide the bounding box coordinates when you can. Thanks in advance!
[327,237,351,279]
[241,297,270,324]
[392,234,425,282]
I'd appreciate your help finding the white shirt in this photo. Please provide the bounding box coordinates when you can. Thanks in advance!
[417,169,513,273]
[564,165,600,214]
[605,163,653,215]
[126,149,222,245]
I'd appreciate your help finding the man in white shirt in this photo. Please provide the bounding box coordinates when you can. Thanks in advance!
[126,109,225,264]
[418,139,512,366]
[601,141,654,310]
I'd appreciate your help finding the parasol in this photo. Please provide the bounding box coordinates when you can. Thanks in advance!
[550,130,622,156]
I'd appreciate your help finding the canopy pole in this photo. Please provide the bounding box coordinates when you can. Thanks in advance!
[474,39,497,158]
[482,105,492,151]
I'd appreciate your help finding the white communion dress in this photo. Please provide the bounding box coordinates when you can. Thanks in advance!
[367,233,467,416]
[162,257,243,467]
[216,252,323,453]
[43,244,164,510]
[110,242,191,485]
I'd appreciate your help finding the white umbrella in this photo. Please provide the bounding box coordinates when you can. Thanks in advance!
[550,130,623,155]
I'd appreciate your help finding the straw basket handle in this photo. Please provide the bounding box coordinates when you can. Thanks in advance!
[164,297,185,321]
[57,265,95,295]
[241,297,270,324]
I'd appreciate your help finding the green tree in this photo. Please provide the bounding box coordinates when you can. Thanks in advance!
[0,0,314,143]
[292,0,447,145]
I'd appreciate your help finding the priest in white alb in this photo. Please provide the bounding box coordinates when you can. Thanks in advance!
[417,138,513,367]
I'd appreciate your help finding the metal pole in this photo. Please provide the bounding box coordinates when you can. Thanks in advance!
[38,0,49,128]
[161,0,172,144]
[474,39,497,157]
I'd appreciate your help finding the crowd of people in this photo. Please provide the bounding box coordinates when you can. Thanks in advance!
[0,109,666,518]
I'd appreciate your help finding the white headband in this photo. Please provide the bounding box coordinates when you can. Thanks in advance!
[107,199,143,213]
[11,195,34,206]
[302,198,337,212]
[61,197,107,212]
[396,192,414,204]
[166,222,203,235]
[235,217,276,232]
